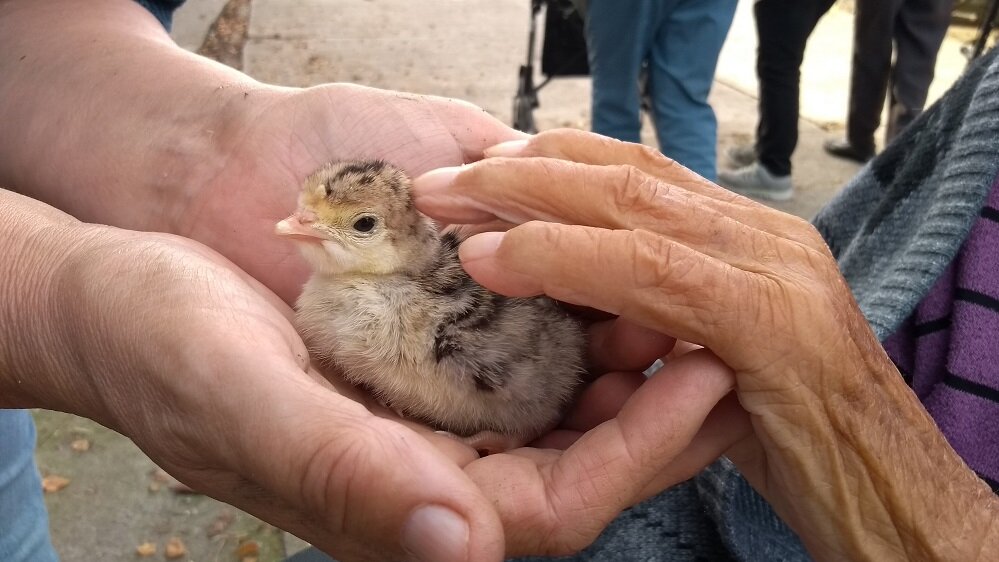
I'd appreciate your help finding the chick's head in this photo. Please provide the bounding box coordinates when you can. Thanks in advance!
[276,160,437,277]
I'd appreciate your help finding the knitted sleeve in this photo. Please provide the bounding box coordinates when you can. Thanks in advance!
[812,47,999,340]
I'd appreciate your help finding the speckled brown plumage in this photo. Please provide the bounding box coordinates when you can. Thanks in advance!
[278,160,586,450]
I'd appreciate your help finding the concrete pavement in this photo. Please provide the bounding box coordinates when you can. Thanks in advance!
[35,1,974,560]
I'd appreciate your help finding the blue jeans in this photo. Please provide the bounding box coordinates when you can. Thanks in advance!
[586,0,737,181]
[0,410,59,562]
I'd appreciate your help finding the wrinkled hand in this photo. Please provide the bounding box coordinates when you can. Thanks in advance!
[411,129,971,559]
[177,84,524,302]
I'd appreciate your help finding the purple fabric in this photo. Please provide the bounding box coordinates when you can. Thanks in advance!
[883,177,999,491]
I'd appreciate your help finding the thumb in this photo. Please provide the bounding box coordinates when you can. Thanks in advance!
[216,371,505,562]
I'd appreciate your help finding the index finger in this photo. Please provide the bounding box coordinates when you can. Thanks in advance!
[487,129,811,243]
[413,135,821,249]
[487,128,725,198]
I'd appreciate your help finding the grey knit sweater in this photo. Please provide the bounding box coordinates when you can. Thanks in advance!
[515,43,999,562]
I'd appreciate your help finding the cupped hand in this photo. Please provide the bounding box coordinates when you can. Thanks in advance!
[410,129,936,557]
[465,344,744,557]
[49,85,752,556]
[42,219,740,560]
[177,84,525,303]
[47,225,504,562]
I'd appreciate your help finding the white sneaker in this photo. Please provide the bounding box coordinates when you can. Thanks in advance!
[717,162,793,202]
[725,144,757,169]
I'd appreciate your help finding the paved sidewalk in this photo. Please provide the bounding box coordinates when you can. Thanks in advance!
[35,1,974,560]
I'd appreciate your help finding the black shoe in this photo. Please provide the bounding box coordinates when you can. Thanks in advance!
[823,138,875,163]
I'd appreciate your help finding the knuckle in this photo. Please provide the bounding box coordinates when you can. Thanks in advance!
[632,142,670,167]
[299,422,383,535]
[510,220,564,255]
[608,165,668,215]
[534,128,586,155]
[536,505,603,556]
[626,231,734,328]
[464,156,500,184]
[785,215,827,247]
[630,231,679,289]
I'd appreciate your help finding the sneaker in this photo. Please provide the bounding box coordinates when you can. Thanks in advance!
[725,144,757,169]
[717,161,794,201]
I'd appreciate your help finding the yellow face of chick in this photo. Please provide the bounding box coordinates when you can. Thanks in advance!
[277,161,431,277]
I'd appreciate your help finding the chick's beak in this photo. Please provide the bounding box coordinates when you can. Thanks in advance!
[275,210,326,242]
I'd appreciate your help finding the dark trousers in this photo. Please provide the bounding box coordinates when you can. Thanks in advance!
[754,0,835,177]
[847,0,955,148]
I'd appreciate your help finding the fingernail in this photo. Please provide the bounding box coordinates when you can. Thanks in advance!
[459,232,505,262]
[483,139,529,158]
[402,504,469,562]
[413,166,462,196]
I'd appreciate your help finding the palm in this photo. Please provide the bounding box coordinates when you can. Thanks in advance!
[178,84,521,302]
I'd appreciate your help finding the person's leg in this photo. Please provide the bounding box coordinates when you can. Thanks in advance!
[585,0,656,143]
[845,0,905,150]
[646,0,737,181]
[886,0,955,142]
[754,0,836,177]
[0,410,59,562]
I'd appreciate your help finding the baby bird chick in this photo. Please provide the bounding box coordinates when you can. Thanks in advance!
[276,160,586,452]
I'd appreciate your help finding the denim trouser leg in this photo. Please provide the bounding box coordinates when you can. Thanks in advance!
[586,0,657,144]
[0,410,59,562]
[646,0,736,181]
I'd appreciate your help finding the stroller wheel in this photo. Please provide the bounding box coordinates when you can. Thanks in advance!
[513,94,538,134]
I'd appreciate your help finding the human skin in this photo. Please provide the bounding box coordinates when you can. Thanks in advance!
[0,1,745,559]
[0,188,742,560]
[0,0,520,303]
[412,129,999,561]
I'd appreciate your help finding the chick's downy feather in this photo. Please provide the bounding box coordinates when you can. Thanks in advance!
[281,160,586,448]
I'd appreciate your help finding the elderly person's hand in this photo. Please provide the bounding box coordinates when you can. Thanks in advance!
[412,129,999,561]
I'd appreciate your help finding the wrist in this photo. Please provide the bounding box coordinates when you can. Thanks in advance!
[0,192,107,417]
[168,84,295,236]
[736,335,999,560]
[137,81,288,236]
[0,0,289,236]
[825,347,996,560]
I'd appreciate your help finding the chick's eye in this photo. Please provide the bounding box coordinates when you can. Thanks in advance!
[353,216,376,233]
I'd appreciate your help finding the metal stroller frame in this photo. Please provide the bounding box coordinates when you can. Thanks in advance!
[512,0,588,133]
[967,0,999,61]
[511,0,652,133]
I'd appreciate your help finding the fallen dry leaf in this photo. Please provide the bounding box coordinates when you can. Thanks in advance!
[135,542,156,557]
[150,469,171,483]
[165,537,187,559]
[41,475,70,493]
[207,510,235,537]
[70,438,91,452]
[235,540,260,557]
